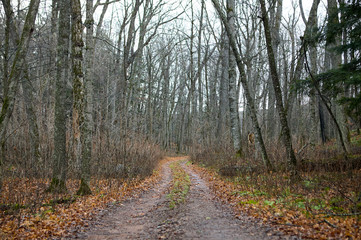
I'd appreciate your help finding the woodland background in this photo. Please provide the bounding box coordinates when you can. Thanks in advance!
[0,0,361,238]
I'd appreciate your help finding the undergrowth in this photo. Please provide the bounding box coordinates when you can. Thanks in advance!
[167,161,191,209]
[0,157,173,239]
[190,133,361,239]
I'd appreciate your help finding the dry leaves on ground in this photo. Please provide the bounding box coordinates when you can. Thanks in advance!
[0,157,179,239]
[191,164,361,239]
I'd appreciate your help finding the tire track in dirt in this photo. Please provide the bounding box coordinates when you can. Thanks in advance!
[76,157,291,239]
[175,161,288,239]
[75,159,175,239]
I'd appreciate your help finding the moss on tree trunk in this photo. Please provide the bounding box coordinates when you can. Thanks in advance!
[76,178,92,196]
[46,178,67,193]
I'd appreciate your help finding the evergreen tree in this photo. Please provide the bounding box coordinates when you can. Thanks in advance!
[319,0,361,128]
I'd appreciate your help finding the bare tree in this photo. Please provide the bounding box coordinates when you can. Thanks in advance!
[227,0,242,154]
[2,0,41,174]
[259,0,297,175]
[0,0,41,191]
[211,0,273,171]
[48,0,71,193]
[71,0,92,195]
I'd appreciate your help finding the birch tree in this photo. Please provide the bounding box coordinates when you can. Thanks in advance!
[212,0,273,171]
[227,0,242,154]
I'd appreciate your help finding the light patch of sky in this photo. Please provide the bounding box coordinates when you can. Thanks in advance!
[90,0,186,43]
[283,0,327,32]
[6,0,327,32]
[12,0,326,48]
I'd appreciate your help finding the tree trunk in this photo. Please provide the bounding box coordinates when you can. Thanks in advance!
[308,6,319,145]
[0,0,41,192]
[259,0,297,175]
[197,0,205,140]
[22,66,41,174]
[212,0,273,171]
[48,0,71,193]
[162,55,170,148]
[189,0,196,143]
[216,31,229,140]
[266,0,282,140]
[286,0,320,118]
[85,0,94,136]
[304,48,349,158]
[326,0,350,151]
[72,0,92,195]
[227,0,242,154]
[2,0,41,175]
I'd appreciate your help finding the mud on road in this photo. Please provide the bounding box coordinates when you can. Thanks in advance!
[75,157,290,239]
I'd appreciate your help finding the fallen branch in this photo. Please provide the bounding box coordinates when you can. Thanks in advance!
[319,219,338,228]
[325,212,361,217]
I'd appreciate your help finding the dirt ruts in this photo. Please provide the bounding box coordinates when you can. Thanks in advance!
[75,158,292,239]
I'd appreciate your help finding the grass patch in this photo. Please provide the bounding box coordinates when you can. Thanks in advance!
[167,161,191,209]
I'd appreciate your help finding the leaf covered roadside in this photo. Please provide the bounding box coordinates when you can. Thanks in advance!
[0,157,176,239]
[191,164,361,239]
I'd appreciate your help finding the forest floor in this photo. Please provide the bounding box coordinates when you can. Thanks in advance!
[73,157,287,239]
[2,155,360,239]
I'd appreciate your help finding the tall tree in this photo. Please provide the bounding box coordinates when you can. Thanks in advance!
[72,0,92,195]
[259,0,297,175]
[266,0,282,139]
[326,0,350,151]
[0,0,41,191]
[197,0,205,140]
[227,0,241,154]
[286,0,320,118]
[300,0,320,145]
[212,0,273,171]
[48,0,71,193]
[85,0,94,135]
[216,31,230,140]
[2,0,41,173]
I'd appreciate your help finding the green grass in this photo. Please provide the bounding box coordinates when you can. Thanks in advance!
[167,161,191,209]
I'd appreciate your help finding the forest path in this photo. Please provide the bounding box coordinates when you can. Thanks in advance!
[76,157,286,239]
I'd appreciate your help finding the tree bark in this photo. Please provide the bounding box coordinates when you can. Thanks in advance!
[0,0,40,192]
[286,0,320,118]
[71,0,92,195]
[212,0,273,171]
[2,0,41,174]
[259,0,297,175]
[304,48,349,158]
[227,0,242,154]
[197,0,205,140]
[48,0,71,193]
[307,2,319,145]
[325,0,350,151]
[216,32,230,140]
[85,0,95,135]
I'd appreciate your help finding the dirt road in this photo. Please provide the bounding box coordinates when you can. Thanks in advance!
[76,158,289,239]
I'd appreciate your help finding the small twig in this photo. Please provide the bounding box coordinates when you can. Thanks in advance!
[325,212,361,217]
[319,219,338,228]
[278,223,302,227]
[336,188,356,204]
[297,142,309,155]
